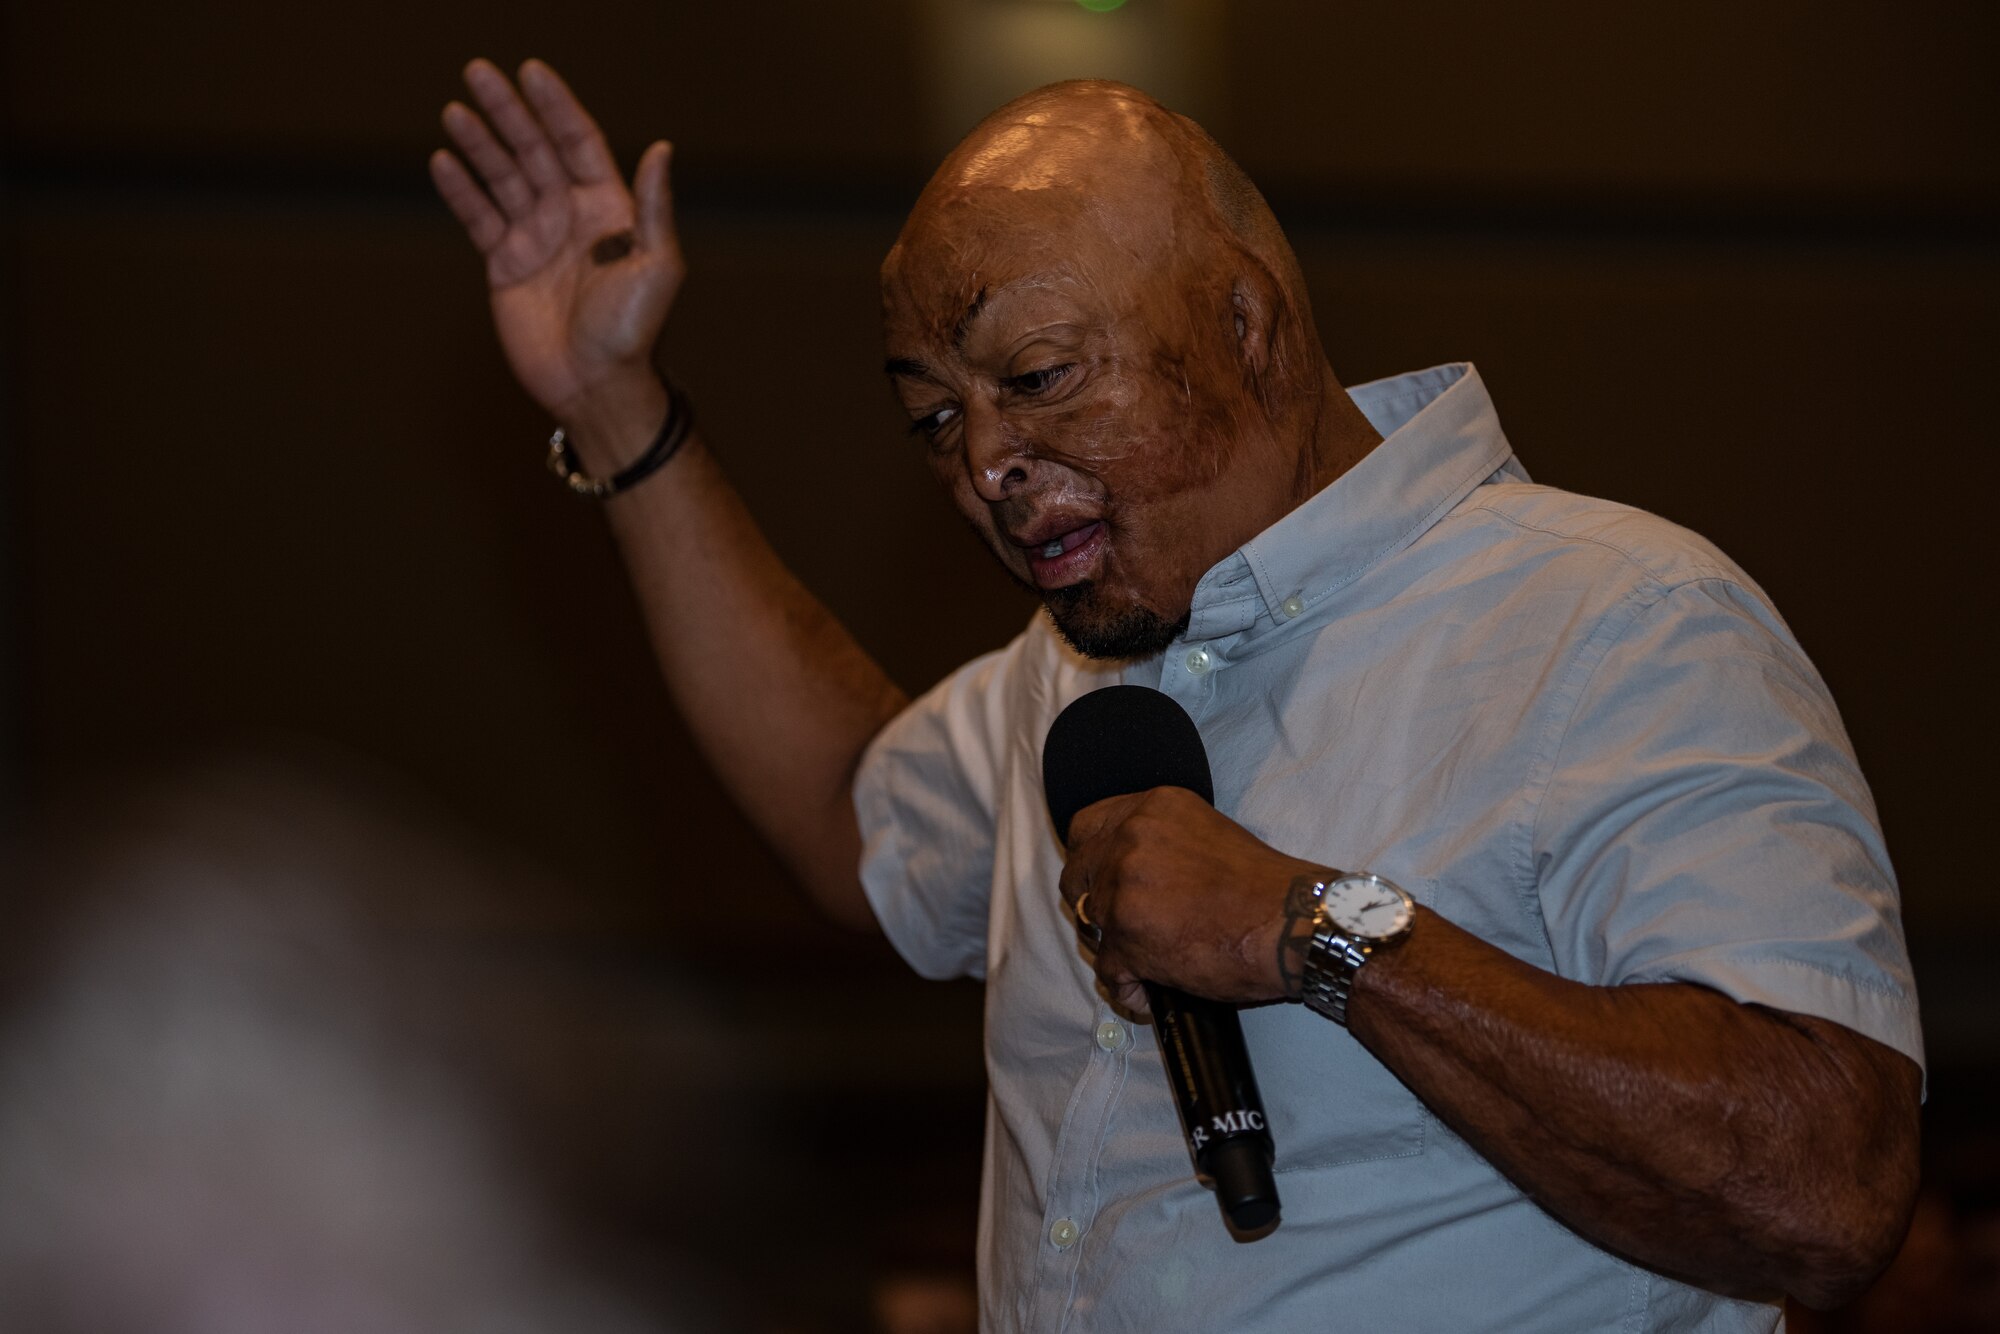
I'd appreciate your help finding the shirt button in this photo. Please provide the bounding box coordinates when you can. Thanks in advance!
[1095,1020,1127,1051]
[1050,1218,1081,1249]
[1281,595,1305,619]
[1183,646,1212,675]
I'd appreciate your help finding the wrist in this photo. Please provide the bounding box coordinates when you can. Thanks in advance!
[1295,872,1418,1027]
[1274,868,1337,1002]
[555,372,671,475]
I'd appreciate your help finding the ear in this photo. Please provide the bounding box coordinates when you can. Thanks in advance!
[1230,267,1281,385]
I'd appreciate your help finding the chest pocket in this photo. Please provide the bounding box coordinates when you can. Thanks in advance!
[1238,880,1434,1172]
[1244,1007,1429,1172]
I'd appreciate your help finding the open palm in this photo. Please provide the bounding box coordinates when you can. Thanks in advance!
[430,59,681,420]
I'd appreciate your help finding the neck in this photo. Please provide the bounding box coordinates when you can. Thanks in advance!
[1303,359,1383,496]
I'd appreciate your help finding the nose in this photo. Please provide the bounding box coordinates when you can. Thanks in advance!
[962,399,1033,504]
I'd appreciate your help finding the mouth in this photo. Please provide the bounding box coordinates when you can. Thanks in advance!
[1016,520,1107,590]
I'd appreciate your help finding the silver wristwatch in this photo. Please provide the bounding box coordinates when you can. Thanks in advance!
[1300,872,1416,1026]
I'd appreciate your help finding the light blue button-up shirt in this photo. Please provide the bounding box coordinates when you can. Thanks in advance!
[856,363,1921,1333]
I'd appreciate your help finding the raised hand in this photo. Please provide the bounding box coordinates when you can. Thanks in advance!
[431,59,680,443]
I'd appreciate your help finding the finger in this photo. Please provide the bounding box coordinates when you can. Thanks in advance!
[519,59,620,185]
[462,57,569,195]
[440,101,536,220]
[1056,848,1092,913]
[1066,792,1142,854]
[427,149,509,253]
[633,140,677,255]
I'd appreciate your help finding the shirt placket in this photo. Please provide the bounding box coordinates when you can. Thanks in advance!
[1025,1003,1135,1332]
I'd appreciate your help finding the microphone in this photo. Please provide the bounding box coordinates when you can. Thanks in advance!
[1043,685,1281,1233]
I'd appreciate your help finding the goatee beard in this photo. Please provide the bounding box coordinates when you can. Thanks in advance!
[1042,580,1191,661]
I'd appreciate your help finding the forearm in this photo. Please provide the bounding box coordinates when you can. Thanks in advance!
[1347,908,1920,1306]
[566,382,907,927]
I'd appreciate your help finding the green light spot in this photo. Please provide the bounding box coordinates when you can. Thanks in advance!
[1077,0,1128,12]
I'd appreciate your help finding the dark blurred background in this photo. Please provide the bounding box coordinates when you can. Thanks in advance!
[0,2,1993,1330]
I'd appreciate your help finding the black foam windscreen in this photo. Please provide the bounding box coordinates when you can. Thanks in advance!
[1043,685,1215,844]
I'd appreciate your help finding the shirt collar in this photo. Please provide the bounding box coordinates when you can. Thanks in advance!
[1184,363,1517,641]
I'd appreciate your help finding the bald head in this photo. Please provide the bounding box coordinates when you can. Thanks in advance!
[887,80,1315,370]
[935,80,1184,195]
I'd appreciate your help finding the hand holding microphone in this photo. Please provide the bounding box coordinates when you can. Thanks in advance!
[1056,786,1322,1011]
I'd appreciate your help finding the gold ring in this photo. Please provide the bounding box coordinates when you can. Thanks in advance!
[1074,891,1104,947]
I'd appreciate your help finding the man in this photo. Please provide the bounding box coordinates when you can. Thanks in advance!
[433,60,1922,1330]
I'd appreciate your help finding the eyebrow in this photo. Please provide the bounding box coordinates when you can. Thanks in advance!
[952,287,988,351]
[883,285,1022,379]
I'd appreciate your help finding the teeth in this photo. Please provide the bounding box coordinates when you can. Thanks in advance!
[1041,540,1064,558]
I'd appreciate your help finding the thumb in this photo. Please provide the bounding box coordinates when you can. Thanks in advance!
[1115,981,1151,1016]
[634,140,678,256]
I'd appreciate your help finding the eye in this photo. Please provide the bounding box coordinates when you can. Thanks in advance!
[1005,364,1075,396]
[909,406,959,439]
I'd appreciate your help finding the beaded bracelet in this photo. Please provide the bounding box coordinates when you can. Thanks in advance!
[546,379,695,499]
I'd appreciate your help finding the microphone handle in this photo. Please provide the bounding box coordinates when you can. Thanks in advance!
[1145,981,1280,1231]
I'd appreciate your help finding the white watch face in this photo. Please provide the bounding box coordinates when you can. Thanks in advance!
[1325,874,1413,941]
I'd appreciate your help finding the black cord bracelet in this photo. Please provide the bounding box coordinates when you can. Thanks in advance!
[546,379,696,499]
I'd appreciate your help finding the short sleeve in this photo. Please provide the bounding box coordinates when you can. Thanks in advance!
[853,632,1031,981]
[1532,578,1924,1071]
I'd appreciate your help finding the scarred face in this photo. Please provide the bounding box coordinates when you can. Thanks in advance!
[880,103,1310,660]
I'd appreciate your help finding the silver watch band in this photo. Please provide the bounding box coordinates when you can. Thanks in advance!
[1300,905,1373,1027]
